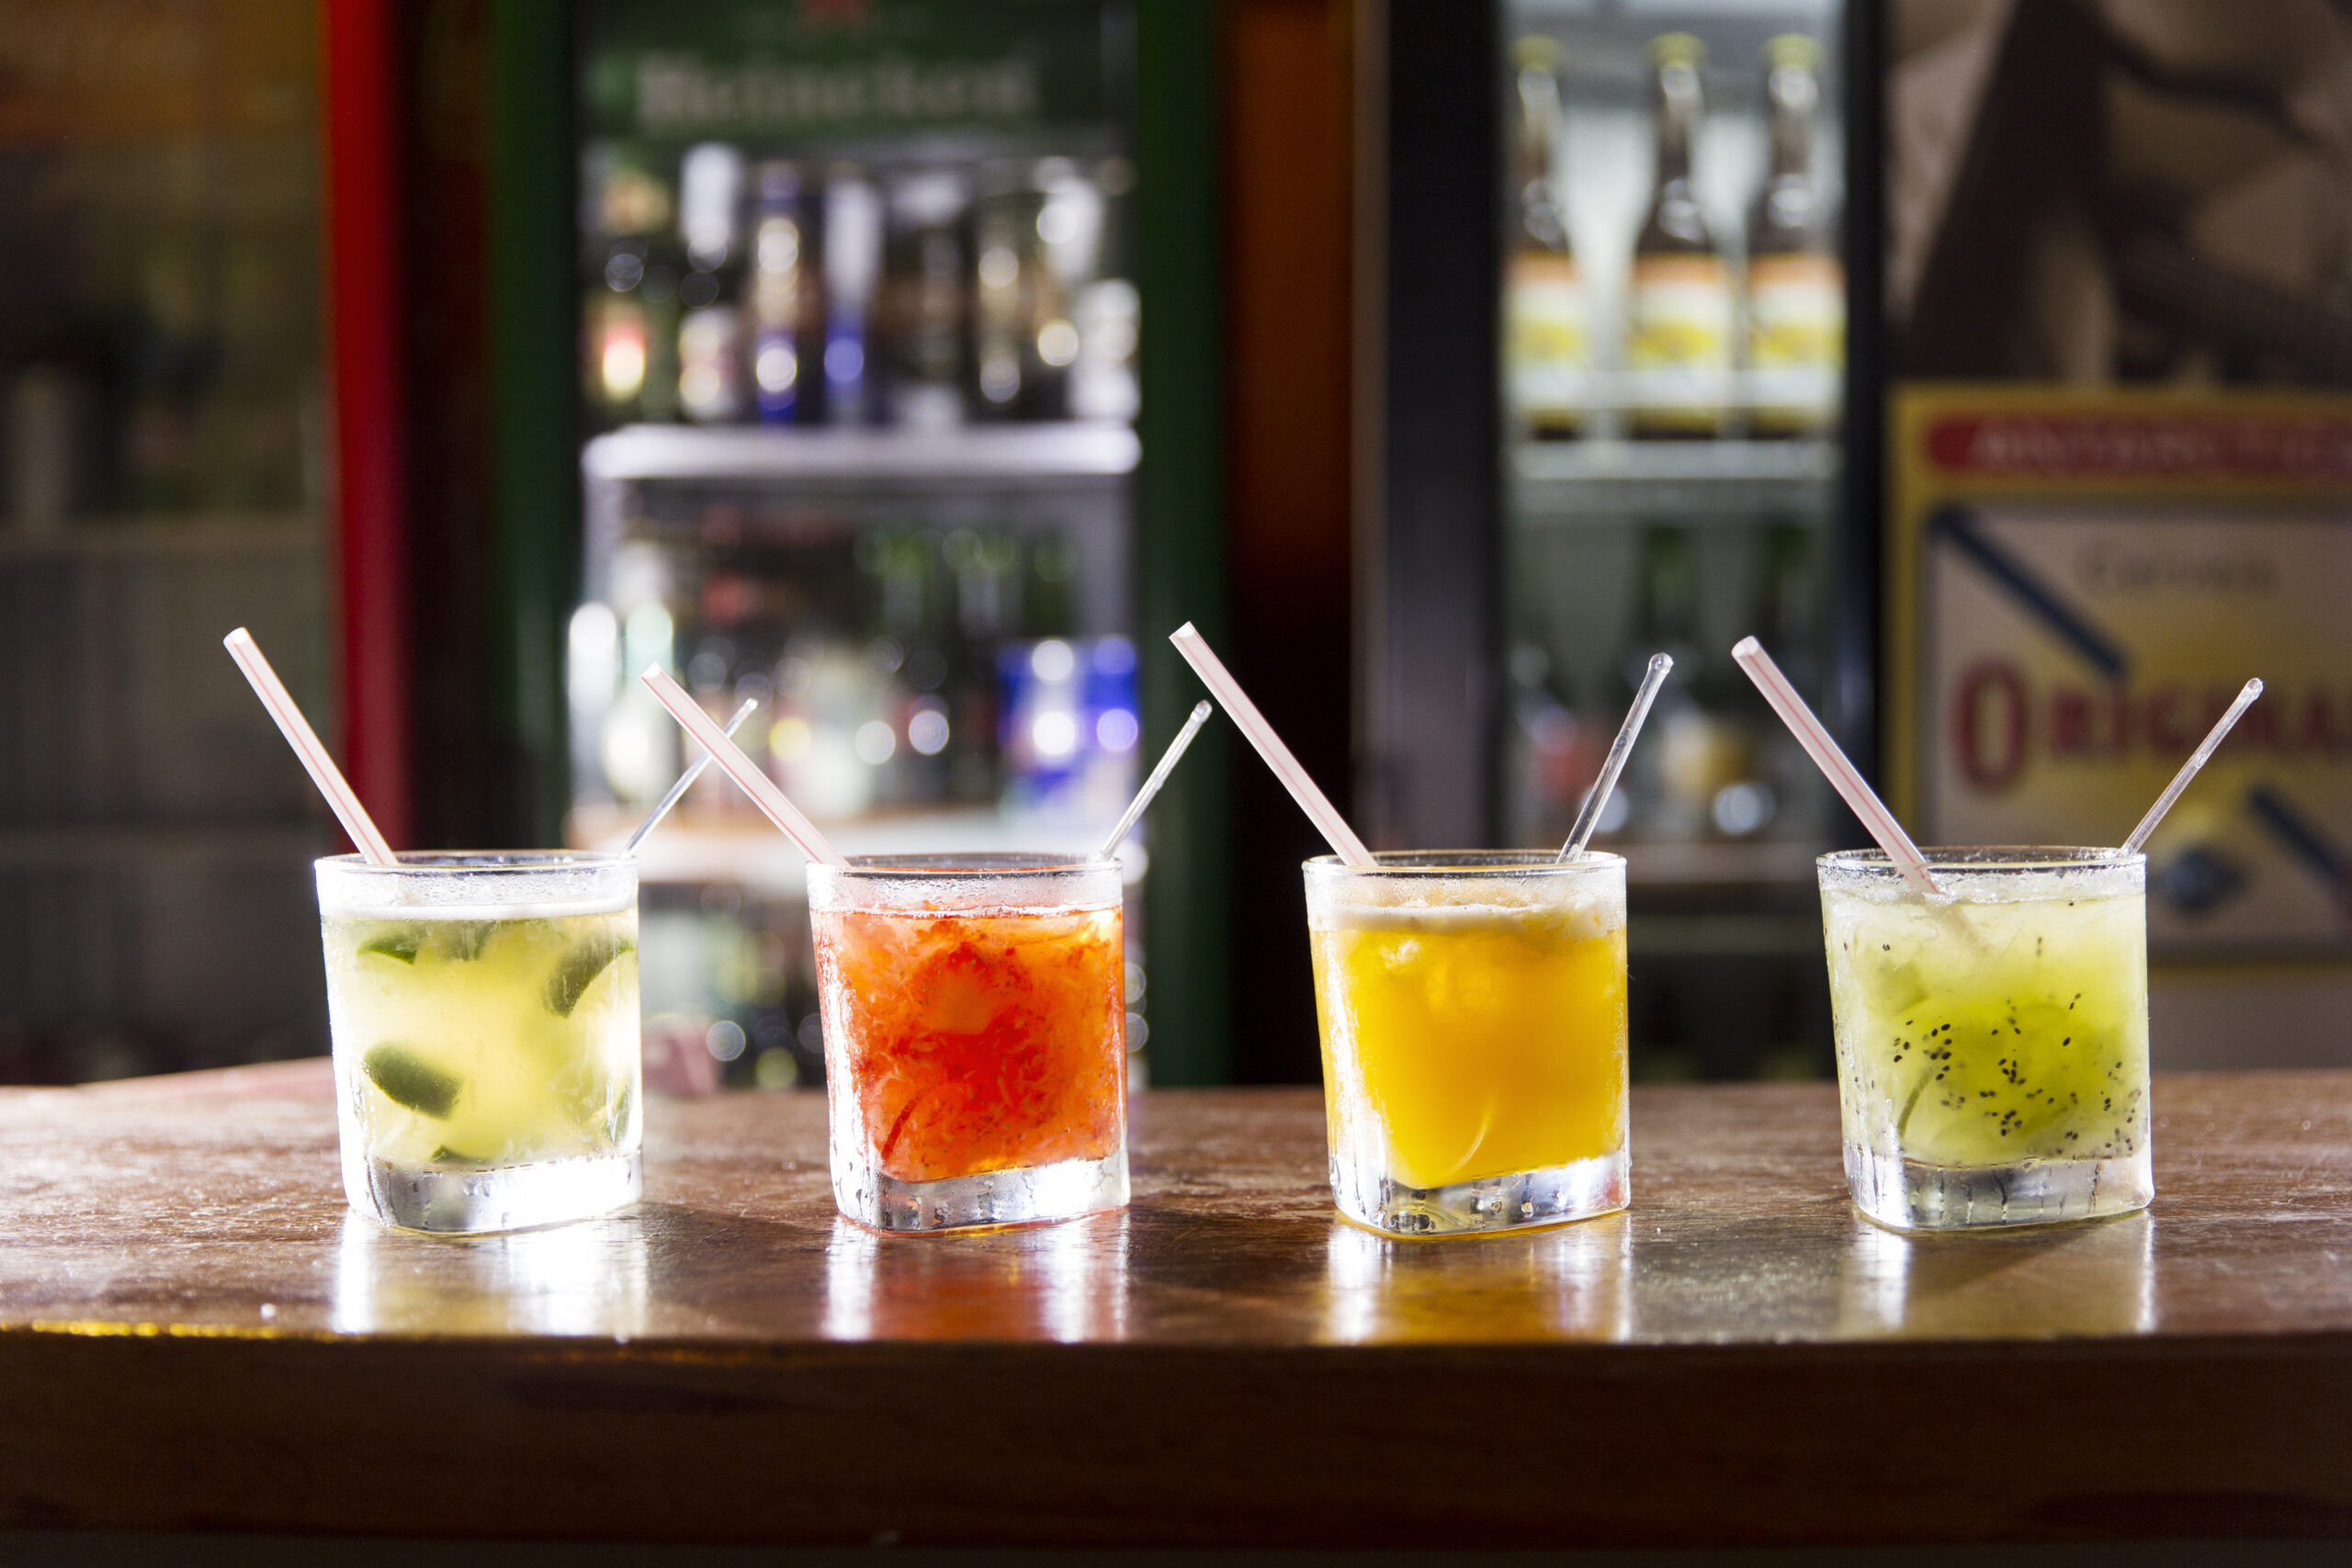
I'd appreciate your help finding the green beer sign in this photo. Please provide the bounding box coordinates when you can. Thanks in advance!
[580,0,1113,143]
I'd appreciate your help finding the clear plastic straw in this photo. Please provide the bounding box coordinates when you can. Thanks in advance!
[627,695,759,853]
[639,666,846,867]
[1732,637,1940,897]
[222,627,397,866]
[1170,623,1375,867]
[1098,700,1213,859]
[1560,652,1672,862]
[2123,678,2263,855]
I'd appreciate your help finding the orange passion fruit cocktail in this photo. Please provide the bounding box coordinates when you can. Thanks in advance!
[1306,850,1629,1236]
[808,854,1128,1232]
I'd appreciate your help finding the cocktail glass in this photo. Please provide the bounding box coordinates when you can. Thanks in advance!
[808,853,1128,1233]
[1819,848,2151,1231]
[1305,850,1630,1236]
[316,852,641,1233]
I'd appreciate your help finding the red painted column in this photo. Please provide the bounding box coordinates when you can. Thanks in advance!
[319,0,413,850]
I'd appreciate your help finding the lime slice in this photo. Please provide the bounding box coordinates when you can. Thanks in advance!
[544,936,635,1018]
[362,1043,463,1119]
[358,926,425,964]
[430,921,494,961]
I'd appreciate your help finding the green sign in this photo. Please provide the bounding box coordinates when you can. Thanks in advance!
[579,0,1114,142]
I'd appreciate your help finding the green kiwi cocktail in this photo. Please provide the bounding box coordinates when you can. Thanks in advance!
[1819,849,2151,1231]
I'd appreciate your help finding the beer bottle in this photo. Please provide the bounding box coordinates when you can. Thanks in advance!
[674,142,745,424]
[880,170,971,430]
[1745,35,1843,437]
[1633,521,1751,838]
[750,162,809,424]
[1627,33,1732,440]
[972,163,1037,420]
[583,144,674,428]
[822,167,882,425]
[1505,37,1588,441]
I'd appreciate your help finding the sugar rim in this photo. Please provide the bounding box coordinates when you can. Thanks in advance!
[1818,847,2145,874]
[1303,849,1625,877]
[316,850,634,875]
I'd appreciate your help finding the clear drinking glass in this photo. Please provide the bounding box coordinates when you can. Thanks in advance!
[1819,848,2152,1231]
[316,852,642,1233]
[808,853,1129,1233]
[1305,850,1630,1236]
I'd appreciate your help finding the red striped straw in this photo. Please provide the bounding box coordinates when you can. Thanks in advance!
[1732,637,1941,897]
[639,666,846,868]
[222,627,398,866]
[1170,623,1375,868]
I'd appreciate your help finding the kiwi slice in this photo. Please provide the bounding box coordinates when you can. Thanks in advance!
[362,1043,463,1119]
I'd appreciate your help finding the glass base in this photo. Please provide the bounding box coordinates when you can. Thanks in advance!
[354,1150,642,1235]
[1332,1147,1629,1237]
[1846,1143,2152,1232]
[837,1145,1128,1234]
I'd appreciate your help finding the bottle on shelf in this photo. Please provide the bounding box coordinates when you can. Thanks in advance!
[973,159,1097,422]
[1070,156,1139,423]
[1745,34,1843,439]
[674,143,746,424]
[1742,517,1822,839]
[1025,158,1099,420]
[1630,520,1751,840]
[880,169,971,431]
[972,164,1041,419]
[750,162,811,424]
[583,144,676,428]
[1504,36,1589,442]
[823,168,882,425]
[1507,642,1596,848]
[1627,33,1733,441]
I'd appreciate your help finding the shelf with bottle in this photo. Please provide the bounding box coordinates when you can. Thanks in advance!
[1503,28,1844,459]
[582,141,1138,439]
[1508,510,1831,872]
[1510,435,1834,521]
[582,420,1138,488]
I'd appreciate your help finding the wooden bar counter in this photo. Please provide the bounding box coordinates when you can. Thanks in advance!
[2,1065,2349,1549]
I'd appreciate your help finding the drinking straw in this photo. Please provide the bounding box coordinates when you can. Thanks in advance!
[1560,652,1672,862]
[221,627,397,866]
[1170,623,1376,867]
[1732,637,1940,897]
[1097,700,1214,859]
[2122,678,2262,855]
[626,695,760,853]
[639,666,846,867]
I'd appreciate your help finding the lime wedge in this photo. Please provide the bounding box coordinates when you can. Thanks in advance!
[358,926,425,964]
[430,921,494,961]
[362,1043,463,1119]
[544,936,635,1018]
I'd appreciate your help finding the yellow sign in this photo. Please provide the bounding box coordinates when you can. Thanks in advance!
[1890,385,2352,960]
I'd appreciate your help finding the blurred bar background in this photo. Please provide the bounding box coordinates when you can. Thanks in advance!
[3,0,2347,1086]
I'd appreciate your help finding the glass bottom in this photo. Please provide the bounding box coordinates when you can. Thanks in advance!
[353,1150,642,1235]
[1846,1142,2152,1232]
[1332,1146,1629,1237]
[836,1145,1129,1234]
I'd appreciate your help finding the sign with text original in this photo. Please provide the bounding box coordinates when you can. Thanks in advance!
[1890,387,2352,961]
